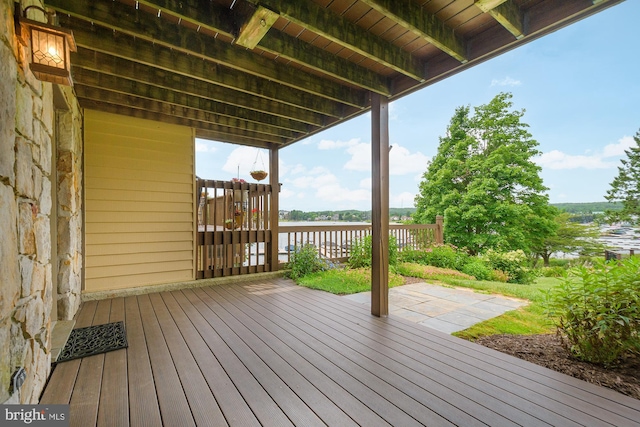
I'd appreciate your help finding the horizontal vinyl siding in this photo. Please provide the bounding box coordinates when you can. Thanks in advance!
[84,110,195,292]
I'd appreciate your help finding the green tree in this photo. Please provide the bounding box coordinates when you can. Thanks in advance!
[606,130,640,224]
[533,211,605,266]
[414,93,554,255]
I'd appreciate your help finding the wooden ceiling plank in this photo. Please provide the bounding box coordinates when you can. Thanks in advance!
[258,30,391,95]
[74,69,309,138]
[360,0,468,63]
[249,0,427,81]
[48,0,367,108]
[67,27,343,121]
[72,49,320,131]
[475,0,524,39]
[75,84,300,139]
[78,99,288,147]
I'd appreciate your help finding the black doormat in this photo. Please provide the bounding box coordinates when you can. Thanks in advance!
[57,321,128,363]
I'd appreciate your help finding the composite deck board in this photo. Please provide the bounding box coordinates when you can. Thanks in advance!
[262,280,605,427]
[67,299,111,427]
[191,287,361,427]
[225,281,523,426]
[136,293,196,427]
[158,292,262,427]
[124,295,163,427]
[182,288,326,427]
[208,284,460,427]
[97,297,129,427]
[284,278,640,426]
[169,290,294,427]
[40,278,640,426]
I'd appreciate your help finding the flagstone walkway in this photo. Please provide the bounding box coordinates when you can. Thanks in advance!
[342,282,527,334]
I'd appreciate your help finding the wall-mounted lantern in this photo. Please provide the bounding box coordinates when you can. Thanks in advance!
[14,2,77,86]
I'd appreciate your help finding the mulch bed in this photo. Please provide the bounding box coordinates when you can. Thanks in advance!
[475,334,640,400]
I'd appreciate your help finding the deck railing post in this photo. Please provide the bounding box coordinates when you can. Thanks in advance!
[436,215,444,245]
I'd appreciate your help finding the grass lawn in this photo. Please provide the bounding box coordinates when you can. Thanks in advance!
[296,267,405,295]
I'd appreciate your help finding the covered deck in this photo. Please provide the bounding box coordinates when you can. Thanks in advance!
[41,278,640,426]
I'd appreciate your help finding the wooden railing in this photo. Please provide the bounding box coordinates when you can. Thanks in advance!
[279,216,443,264]
[196,179,274,279]
[196,180,443,278]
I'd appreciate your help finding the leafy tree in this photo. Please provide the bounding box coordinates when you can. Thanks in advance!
[606,130,640,224]
[414,92,555,255]
[533,211,605,266]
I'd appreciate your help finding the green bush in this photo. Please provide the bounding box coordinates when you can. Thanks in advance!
[286,244,325,280]
[461,259,492,281]
[349,235,399,268]
[482,249,534,284]
[399,244,468,270]
[546,257,640,365]
[538,266,567,278]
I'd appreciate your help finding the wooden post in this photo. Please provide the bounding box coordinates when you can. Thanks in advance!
[268,147,279,271]
[371,93,389,317]
[436,215,444,244]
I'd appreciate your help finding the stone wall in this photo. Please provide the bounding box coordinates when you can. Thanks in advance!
[0,0,82,404]
[56,89,83,320]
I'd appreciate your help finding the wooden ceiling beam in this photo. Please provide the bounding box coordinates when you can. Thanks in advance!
[249,0,427,82]
[75,84,300,140]
[360,0,467,63]
[475,0,524,39]
[257,29,391,96]
[74,69,308,138]
[78,99,289,147]
[48,0,368,108]
[66,27,345,121]
[72,49,323,130]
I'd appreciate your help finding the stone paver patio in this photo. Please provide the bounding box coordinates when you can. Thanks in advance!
[343,282,527,334]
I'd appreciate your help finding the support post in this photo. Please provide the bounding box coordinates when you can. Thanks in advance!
[371,93,389,317]
[436,215,444,244]
[268,147,280,271]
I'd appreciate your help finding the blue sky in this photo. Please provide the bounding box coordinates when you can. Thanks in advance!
[196,1,639,212]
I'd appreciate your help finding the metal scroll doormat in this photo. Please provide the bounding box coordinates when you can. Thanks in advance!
[57,321,128,363]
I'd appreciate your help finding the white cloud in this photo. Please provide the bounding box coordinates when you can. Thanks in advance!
[222,146,269,176]
[195,140,218,152]
[343,142,430,175]
[359,177,372,190]
[602,135,634,158]
[535,150,614,170]
[389,144,430,175]
[284,171,370,207]
[490,76,522,87]
[318,138,359,150]
[536,135,634,170]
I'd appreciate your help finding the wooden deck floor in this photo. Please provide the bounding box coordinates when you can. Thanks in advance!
[41,278,640,426]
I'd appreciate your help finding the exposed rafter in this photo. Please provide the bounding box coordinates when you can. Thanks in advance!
[236,5,279,49]
[475,0,524,39]
[248,0,427,82]
[48,0,368,108]
[360,0,467,63]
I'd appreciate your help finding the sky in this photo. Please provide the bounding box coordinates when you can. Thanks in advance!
[196,1,640,212]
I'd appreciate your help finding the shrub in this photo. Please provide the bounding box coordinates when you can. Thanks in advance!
[461,259,492,281]
[286,244,325,280]
[482,249,534,284]
[546,257,640,366]
[490,270,509,283]
[349,235,399,268]
[399,244,468,270]
[539,266,567,278]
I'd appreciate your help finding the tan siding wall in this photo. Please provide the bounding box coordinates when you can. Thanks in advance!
[84,110,195,292]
